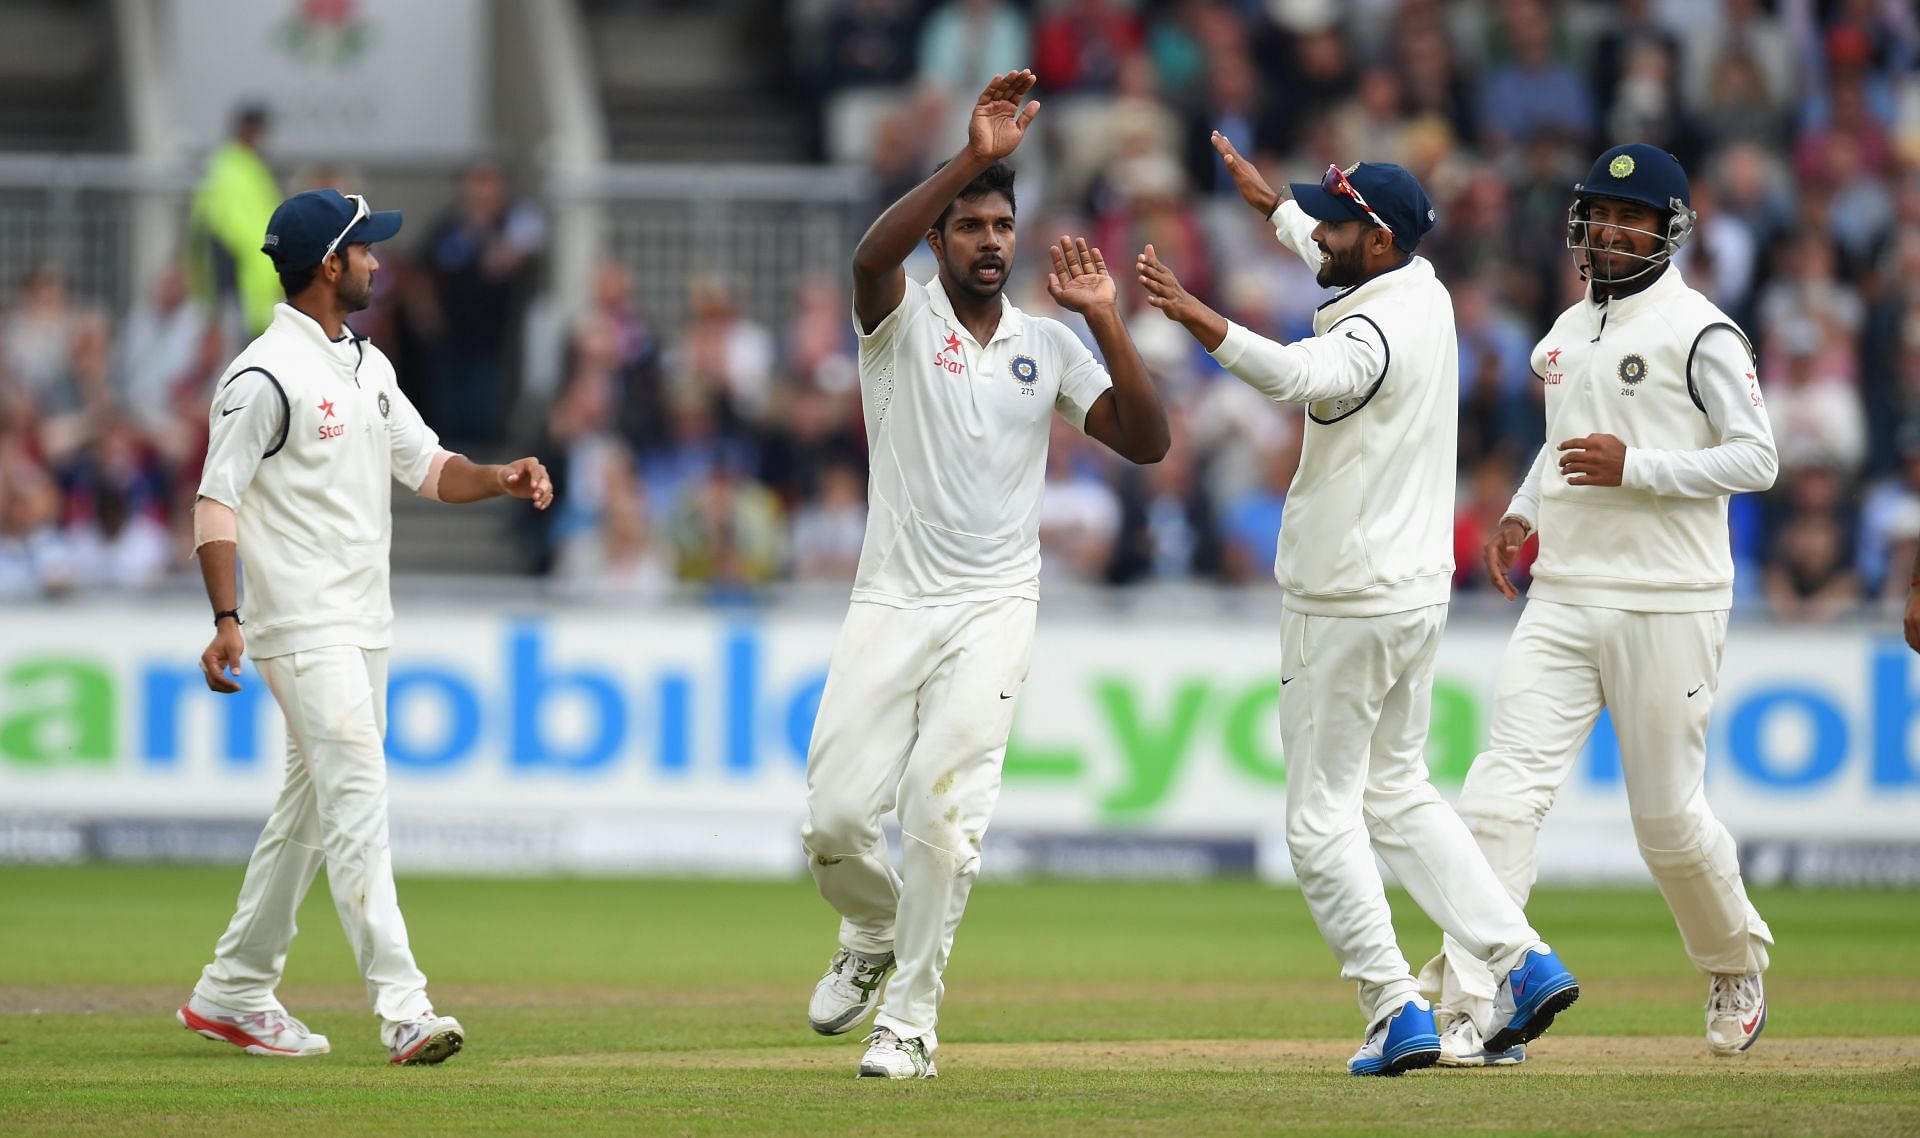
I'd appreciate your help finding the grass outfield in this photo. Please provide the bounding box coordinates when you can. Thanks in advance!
[0,867,1915,1136]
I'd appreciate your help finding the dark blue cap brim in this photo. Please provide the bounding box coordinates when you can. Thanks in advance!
[1288,182,1371,226]
[342,209,403,247]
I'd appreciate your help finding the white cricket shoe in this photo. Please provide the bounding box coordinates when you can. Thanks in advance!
[808,947,895,1036]
[177,993,330,1057]
[857,1026,936,1079]
[1706,972,1766,1056]
[386,1012,466,1066]
[1435,1013,1526,1068]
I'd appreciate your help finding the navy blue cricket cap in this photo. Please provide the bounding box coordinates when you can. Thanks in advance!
[260,189,403,272]
[1289,162,1437,253]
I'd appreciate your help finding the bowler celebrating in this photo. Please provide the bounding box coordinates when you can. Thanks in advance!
[802,70,1170,1079]
[179,189,553,1065]
[1138,135,1579,1076]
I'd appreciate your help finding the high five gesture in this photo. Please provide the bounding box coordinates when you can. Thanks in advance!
[968,70,1041,164]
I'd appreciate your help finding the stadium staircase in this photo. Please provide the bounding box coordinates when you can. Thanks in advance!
[0,0,121,151]
[579,0,810,163]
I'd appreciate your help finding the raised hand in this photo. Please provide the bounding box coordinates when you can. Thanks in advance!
[968,70,1041,163]
[1047,236,1116,315]
[1136,244,1204,324]
[1211,131,1281,217]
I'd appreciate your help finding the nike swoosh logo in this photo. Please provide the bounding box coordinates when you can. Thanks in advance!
[1511,974,1527,999]
[1344,331,1367,345]
[1280,677,1294,686]
[221,406,246,416]
[1742,1012,1762,1034]
[1688,685,1704,698]
[999,692,1013,700]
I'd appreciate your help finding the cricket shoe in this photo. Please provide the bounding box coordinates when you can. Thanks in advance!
[856,1026,936,1079]
[1435,1013,1526,1068]
[1706,972,1766,1056]
[386,1012,465,1066]
[808,947,895,1035]
[1486,944,1580,1052]
[1347,997,1441,1077]
[177,993,329,1057]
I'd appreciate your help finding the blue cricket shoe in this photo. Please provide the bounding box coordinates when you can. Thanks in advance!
[1486,944,1580,1052]
[1348,997,1442,1077]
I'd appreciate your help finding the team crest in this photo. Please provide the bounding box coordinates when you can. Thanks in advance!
[1010,355,1039,385]
[378,391,391,418]
[1618,354,1648,385]
[1609,154,1636,179]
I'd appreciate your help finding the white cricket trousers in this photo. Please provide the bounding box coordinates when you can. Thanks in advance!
[1280,602,1543,1031]
[194,645,434,1033]
[802,596,1035,1046]
[1425,600,1773,1026]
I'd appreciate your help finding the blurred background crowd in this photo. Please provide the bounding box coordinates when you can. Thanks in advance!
[2,0,1917,621]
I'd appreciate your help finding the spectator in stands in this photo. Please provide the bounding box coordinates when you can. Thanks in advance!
[1108,419,1219,583]
[184,104,281,337]
[814,0,921,92]
[63,476,170,593]
[419,160,546,446]
[1182,48,1286,200]
[1766,498,1863,622]
[916,0,1029,103]
[554,444,672,601]
[1219,438,1297,586]
[1476,0,1593,152]
[1033,0,1142,95]
[119,265,210,416]
[676,277,777,426]
[1454,454,1533,596]
[1038,419,1122,584]
[0,450,72,599]
[669,458,785,593]
[789,457,868,582]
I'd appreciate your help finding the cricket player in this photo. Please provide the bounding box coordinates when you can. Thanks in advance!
[1422,144,1778,1064]
[178,189,554,1065]
[1135,134,1580,1077]
[802,70,1171,1079]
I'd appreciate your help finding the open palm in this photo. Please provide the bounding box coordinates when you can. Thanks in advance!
[968,70,1041,162]
[1047,237,1115,313]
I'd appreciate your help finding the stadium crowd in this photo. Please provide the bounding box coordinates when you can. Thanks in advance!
[1,0,1916,621]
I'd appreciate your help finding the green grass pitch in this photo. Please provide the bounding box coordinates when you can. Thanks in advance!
[1,866,1915,1136]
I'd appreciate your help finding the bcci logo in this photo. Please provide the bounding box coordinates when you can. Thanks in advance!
[1618,354,1648,385]
[377,391,391,418]
[1609,154,1636,179]
[1010,355,1039,386]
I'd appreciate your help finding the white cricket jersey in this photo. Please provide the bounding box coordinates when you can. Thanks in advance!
[1202,199,1458,617]
[197,303,440,658]
[1508,264,1777,613]
[849,275,1114,606]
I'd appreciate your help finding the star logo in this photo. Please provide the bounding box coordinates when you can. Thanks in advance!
[1546,347,1562,367]
[941,332,961,356]
[318,397,336,420]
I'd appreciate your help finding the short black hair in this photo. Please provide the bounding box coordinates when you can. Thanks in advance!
[932,161,1017,233]
[278,263,320,298]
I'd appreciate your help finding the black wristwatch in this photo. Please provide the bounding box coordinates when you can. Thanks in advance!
[214,609,243,628]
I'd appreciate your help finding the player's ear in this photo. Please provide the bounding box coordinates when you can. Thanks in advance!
[925,227,943,258]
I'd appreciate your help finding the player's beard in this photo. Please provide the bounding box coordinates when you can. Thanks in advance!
[338,267,374,313]
[1315,241,1365,289]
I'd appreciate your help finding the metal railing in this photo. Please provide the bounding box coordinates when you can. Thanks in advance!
[0,154,193,311]
[550,163,872,334]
